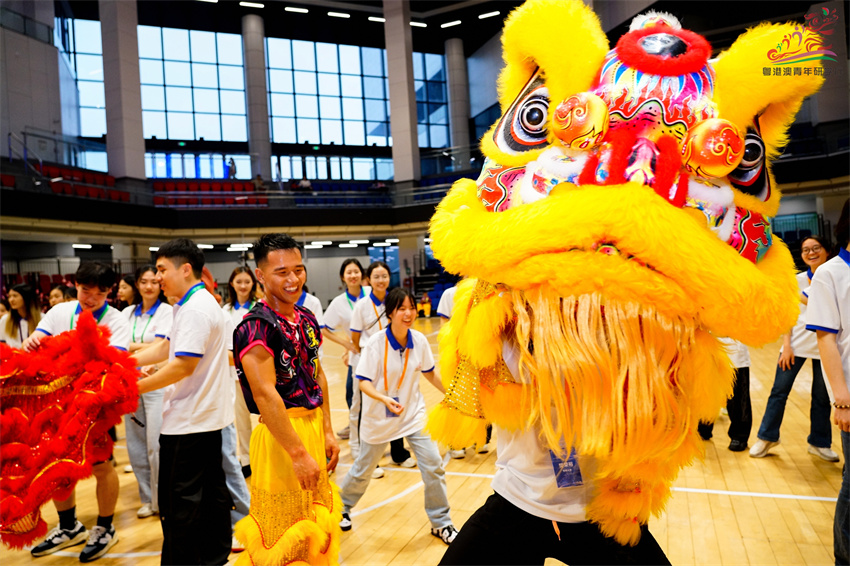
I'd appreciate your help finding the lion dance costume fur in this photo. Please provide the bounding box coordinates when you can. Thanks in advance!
[0,312,138,549]
[427,0,825,545]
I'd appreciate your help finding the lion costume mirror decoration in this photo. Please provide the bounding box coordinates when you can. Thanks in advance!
[427,0,825,545]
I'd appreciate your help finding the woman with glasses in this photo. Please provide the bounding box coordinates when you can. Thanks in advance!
[750,235,839,461]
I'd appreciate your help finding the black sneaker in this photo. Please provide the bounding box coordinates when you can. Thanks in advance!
[340,512,352,531]
[431,524,459,545]
[31,521,87,556]
[728,439,748,452]
[79,525,118,562]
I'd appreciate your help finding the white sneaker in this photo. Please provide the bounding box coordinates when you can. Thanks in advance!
[30,522,87,556]
[231,535,245,552]
[396,457,417,468]
[477,443,493,454]
[808,444,840,462]
[137,504,155,518]
[448,449,465,459]
[79,525,118,562]
[123,464,133,473]
[749,438,779,458]
[371,466,385,479]
[340,512,352,531]
[431,524,459,545]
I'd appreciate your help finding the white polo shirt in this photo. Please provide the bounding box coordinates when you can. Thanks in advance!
[354,326,435,445]
[324,286,370,367]
[161,283,235,435]
[782,270,819,360]
[492,340,595,523]
[0,316,29,349]
[349,291,389,369]
[718,337,750,369]
[806,247,850,390]
[436,286,457,319]
[36,301,130,350]
[123,300,173,346]
[297,291,324,326]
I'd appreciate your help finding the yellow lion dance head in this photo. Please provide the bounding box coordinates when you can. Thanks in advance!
[428,0,825,545]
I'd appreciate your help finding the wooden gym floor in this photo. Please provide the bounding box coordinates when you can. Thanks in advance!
[1,316,842,565]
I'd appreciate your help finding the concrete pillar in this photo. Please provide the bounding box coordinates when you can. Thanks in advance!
[383,0,420,190]
[445,37,470,169]
[242,14,272,179]
[397,234,419,291]
[99,0,146,180]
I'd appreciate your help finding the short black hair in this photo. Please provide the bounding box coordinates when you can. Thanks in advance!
[253,233,301,267]
[366,260,391,279]
[385,287,414,316]
[157,238,204,279]
[339,258,364,280]
[75,261,117,291]
[50,283,69,294]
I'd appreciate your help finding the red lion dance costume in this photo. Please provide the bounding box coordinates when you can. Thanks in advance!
[0,311,138,549]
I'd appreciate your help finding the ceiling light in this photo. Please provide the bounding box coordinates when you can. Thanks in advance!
[339,243,357,248]
[72,244,92,249]
[424,237,432,243]
[385,238,399,243]
[441,20,461,28]
[285,6,308,13]
[410,22,427,28]
[349,239,369,244]
[239,2,264,8]
[227,247,248,252]
[478,11,500,19]
[197,0,218,3]
[149,246,159,251]
[368,17,386,23]
[312,240,333,245]
[373,242,391,247]
[197,244,214,249]
[230,243,252,248]
[304,244,323,249]
[328,11,350,18]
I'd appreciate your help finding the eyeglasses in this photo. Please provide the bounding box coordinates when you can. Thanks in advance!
[802,245,823,254]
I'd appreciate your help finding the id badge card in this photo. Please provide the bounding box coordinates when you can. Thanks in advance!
[550,447,583,488]
[385,393,400,418]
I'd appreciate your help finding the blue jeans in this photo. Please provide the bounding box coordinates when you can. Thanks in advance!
[221,423,250,531]
[339,429,452,529]
[757,357,832,448]
[836,430,849,565]
[124,389,163,511]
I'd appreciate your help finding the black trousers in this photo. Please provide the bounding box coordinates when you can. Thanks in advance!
[159,430,232,566]
[698,367,752,443]
[440,492,670,566]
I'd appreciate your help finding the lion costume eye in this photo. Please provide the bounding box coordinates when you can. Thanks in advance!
[515,95,549,141]
[727,127,770,202]
[492,67,551,154]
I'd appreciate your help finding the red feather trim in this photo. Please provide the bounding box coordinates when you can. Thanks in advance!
[652,135,684,203]
[616,25,712,77]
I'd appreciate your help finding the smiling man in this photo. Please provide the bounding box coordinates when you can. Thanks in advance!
[230,233,341,565]
[133,238,234,566]
[24,262,130,562]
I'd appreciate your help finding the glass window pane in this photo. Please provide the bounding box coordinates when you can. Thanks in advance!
[316,43,338,73]
[412,52,424,80]
[361,47,383,76]
[140,59,164,84]
[198,155,212,178]
[233,155,250,179]
[183,153,197,178]
[74,20,101,54]
[321,120,343,144]
[162,28,190,61]
[145,153,154,178]
[342,98,363,120]
[343,121,365,145]
[304,156,317,179]
[221,115,247,142]
[291,159,303,179]
[418,123,429,147]
[417,102,428,123]
[272,117,296,143]
[168,112,194,139]
[363,76,383,99]
[141,85,166,111]
[138,26,162,59]
[353,158,373,180]
[297,119,319,143]
[427,81,446,103]
[270,93,294,117]
[430,124,448,148]
[193,88,219,113]
[269,69,293,93]
[376,159,393,180]
[169,153,184,178]
[165,61,192,86]
[340,158,352,180]
[217,33,243,66]
[338,45,360,75]
[293,71,317,95]
[192,63,218,88]
[80,108,106,137]
[425,53,444,81]
[429,103,447,124]
[414,80,426,102]
[190,30,217,63]
[319,96,341,119]
[154,153,167,178]
[165,86,193,111]
[317,73,339,96]
[340,75,361,97]
[366,122,387,146]
[292,40,315,71]
[218,66,244,90]
[364,99,386,122]
[213,157,225,178]
[143,110,167,138]
[220,90,246,114]
[329,157,340,179]
[194,114,220,141]
[279,157,292,180]
[78,81,105,108]
[266,38,291,69]
[75,54,103,81]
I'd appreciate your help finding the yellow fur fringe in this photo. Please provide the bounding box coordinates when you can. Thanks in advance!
[426,403,488,450]
[479,383,526,432]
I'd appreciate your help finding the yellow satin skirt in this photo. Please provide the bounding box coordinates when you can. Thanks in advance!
[234,407,342,566]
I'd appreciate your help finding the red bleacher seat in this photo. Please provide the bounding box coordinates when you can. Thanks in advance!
[51,274,63,284]
[223,181,233,192]
[233,182,245,192]
[257,196,268,205]
[50,180,63,194]
[105,176,115,187]
[74,184,87,197]
[84,172,95,184]
[200,182,211,192]
[201,197,213,205]
[70,170,83,182]
[153,196,165,205]
[46,165,61,178]
[1,174,15,188]
[188,182,199,192]
[94,173,106,185]
[121,192,129,202]
[176,181,188,191]
[153,181,165,192]
[165,181,176,192]
[211,182,222,192]
[224,197,235,205]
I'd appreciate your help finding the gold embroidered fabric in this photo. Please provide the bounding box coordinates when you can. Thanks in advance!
[479,358,516,392]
